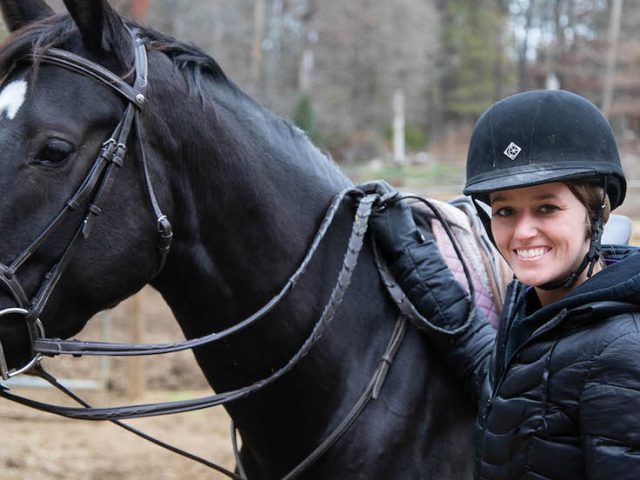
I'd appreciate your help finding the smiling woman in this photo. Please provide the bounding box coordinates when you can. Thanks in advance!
[371,90,640,479]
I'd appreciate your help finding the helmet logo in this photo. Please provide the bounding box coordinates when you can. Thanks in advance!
[504,142,522,160]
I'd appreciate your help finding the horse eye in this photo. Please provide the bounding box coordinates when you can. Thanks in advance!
[35,139,74,166]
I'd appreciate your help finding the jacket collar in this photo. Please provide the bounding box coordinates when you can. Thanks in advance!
[499,246,640,372]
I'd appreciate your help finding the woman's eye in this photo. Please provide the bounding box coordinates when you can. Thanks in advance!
[35,139,74,165]
[493,207,513,218]
[539,204,559,214]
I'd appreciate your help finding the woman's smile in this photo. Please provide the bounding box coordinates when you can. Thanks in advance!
[514,247,550,260]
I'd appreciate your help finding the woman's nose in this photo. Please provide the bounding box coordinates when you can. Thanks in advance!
[513,213,538,240]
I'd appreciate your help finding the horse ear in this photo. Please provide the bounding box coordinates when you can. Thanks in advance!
[0,0,54,32]
[62,0,122,53]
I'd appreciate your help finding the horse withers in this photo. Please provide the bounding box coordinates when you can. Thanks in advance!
[0,1,476,478]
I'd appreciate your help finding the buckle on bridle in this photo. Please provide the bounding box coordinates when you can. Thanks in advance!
[0,307,45,380]
[157,215,173,255]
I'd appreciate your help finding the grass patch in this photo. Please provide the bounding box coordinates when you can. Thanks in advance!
[341,160,464,189]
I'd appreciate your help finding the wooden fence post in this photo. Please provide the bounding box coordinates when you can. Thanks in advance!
[127,291,145,400]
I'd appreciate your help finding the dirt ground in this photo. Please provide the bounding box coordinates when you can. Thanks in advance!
[0,391,235,480]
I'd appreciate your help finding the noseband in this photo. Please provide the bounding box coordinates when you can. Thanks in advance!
[0,28,172,379]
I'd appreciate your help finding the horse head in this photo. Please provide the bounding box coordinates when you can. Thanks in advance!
[0,0,173,376]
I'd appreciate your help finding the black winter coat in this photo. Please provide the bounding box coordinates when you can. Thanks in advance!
[391,242,640,479]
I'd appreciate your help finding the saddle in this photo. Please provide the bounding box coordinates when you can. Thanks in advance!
[412,196,512,329]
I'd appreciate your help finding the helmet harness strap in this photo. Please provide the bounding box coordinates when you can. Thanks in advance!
[473,176,609,292]
[537,176,608,291]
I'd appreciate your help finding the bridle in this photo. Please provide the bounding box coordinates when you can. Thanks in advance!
[0,28,172,380]
[0,26,478,480]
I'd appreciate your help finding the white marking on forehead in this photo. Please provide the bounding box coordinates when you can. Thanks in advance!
[0,80,27,120]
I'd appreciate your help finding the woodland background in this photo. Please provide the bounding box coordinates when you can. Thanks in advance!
[21,1,639,169]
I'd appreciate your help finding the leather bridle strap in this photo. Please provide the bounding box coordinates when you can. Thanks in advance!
[1,191,409,480]
[0,263,28,307]
[277,315,407,480]
[37,48,146,107]
[31,187,351,357]
[136,123,173,277]
[2,192,379,420]
[0,28,172,360]
[0,28,174,385]
[32,364,243,480]
[28,105,138,321]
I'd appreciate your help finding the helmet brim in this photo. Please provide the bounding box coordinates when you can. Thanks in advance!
[463,162,626,208]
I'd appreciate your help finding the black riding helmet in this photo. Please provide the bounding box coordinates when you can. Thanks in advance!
[463,89,627,289]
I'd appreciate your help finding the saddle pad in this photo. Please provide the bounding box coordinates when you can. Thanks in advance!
[413,198,511,329]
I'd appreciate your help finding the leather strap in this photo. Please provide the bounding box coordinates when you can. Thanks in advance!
[1,192,400,480]
[374,194,478,336]
[278,316,407,480]
[36,49,145,107]
[32,188,351,358]
[0,27,172,366]
[2,193,378,422]
[0,262,28,307]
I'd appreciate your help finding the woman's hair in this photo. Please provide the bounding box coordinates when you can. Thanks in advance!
[566,180,611,238]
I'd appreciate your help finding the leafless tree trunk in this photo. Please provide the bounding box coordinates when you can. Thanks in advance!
[518,0,536,92]
[250,0,266,86]
[602,0,623,116]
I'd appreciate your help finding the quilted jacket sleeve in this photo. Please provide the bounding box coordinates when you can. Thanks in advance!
[389,239,496,403]
[580,327,640,478]
[369,195,495,403]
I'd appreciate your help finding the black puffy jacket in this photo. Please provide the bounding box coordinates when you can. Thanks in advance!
[390,242,640,479]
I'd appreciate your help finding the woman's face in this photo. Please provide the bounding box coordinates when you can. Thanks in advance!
[490,182,591,290]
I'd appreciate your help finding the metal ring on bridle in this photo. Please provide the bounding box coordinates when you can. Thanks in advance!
[0,307,45,380]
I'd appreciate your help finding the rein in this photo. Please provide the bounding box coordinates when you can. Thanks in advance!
[0,186,409,479]
[0,26,479,479]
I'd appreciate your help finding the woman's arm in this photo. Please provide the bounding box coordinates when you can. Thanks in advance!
[370,193,496,401]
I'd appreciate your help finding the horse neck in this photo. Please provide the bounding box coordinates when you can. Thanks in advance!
[146,73,401,474]
[151,77,361,381]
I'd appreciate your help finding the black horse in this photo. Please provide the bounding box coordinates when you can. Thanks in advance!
[0,1,475,478]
